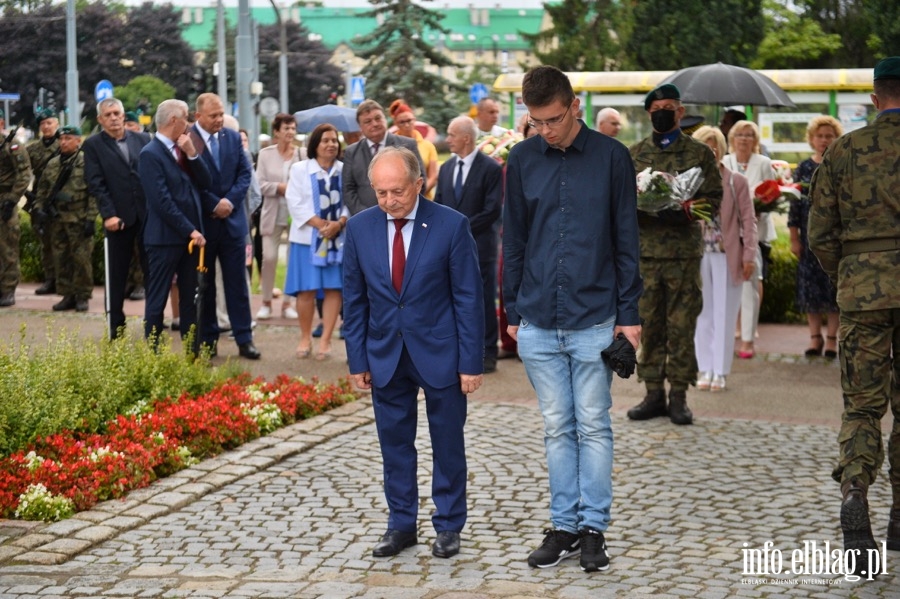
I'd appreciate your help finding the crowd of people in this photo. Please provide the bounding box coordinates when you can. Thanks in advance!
[1,58,899,575]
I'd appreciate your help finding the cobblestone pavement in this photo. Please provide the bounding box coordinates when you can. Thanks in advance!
[0,397,896,598]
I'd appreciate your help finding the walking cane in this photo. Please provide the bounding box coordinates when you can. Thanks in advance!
[187,239,208,357]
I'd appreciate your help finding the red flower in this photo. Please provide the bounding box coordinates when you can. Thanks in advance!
[754,180,781,205]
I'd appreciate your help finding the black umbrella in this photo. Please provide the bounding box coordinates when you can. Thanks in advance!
[658,62,796,108]
[188,240,208,358]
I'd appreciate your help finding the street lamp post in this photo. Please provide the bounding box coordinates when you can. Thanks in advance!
[65,0,80,126]
[267,0,289,115]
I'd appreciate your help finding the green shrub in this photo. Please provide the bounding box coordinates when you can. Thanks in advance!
[760,237,804,324]
[18,212,106,285]
[0,326,241,456]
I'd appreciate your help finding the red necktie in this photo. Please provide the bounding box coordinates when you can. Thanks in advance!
[392,218,407,293]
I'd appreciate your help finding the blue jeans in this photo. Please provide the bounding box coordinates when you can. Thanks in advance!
[517,318,615,533]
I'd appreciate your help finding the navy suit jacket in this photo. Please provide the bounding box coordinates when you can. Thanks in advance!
[190,125,252,240]
[434,151,503,263]
[83,130,151,227]
[342,198,485,389]
[341,133,424,216]
[139,137,212,246]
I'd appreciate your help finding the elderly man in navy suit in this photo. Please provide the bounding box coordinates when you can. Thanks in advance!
[435,116,503,373]
[191,93,259,359]
[343,147,484,560]
[138,99,212,347]
[83,97,152,339]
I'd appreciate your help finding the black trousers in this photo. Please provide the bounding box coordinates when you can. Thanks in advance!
[104,220,147,339]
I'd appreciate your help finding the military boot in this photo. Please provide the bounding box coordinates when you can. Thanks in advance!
[887,506,900,551]
[0,292,14,307]
[667,389,693,425]
[52,296,77,311]
[840,478,877,575]
[75,298,89,312]
[627,389,667,420]
[34,279,56,295]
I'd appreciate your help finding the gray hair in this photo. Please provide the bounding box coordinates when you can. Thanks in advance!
[97,97,124,114]
[368,146,421,186]
[595,107,619,128]
[449,116,478,143]
[155,99,188,128]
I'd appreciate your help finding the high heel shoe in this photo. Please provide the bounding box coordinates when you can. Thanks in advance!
[315,347,332,361]
[824,335,838,359]
[296,347,311,359]
[805,334,824,357]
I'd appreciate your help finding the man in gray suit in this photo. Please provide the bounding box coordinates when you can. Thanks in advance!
[342,100,424,216]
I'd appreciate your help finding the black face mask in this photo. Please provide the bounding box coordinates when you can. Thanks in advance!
[650,109,677,133]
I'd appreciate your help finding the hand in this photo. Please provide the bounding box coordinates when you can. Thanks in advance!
[189,230,206,247]
[742,261,755,281]
[614,324,641,350]
[507,325,519,342]
[790,238,802,258]
[104,216,124,232]
[352,371,372,390]
[177,133,197,159]
[213,199,233,219]
[320,220,339,240]
[460,373,483,395]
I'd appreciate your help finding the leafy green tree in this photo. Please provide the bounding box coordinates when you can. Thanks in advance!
[796,0,876,67]
[521,0,624,71]
[864,0,900,57]
[113,75,175,120]
[627,0,764,70]
[354,0,463,130]
[751,0,842,69]
[450,61,503,118]
[121,3,195,99]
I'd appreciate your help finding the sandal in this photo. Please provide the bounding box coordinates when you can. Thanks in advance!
[805,334,823,357]
[824,335,838,359]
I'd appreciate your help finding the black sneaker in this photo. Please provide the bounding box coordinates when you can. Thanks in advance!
[527,529,580,568]
[579,527,610,572]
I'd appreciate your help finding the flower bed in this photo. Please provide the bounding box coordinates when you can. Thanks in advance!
[0,374,357,521]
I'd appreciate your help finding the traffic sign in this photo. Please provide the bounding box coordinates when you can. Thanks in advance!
[0,93,21,102]
[349,76,365,107]
[259,97,280,121]
[469,83,489,105]
[95,80,114,103]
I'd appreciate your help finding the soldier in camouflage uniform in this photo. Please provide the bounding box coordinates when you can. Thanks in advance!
[0,111,34,307]
[25,108,60,295]
[626,84,723,425]
[34,126,96,312]
[808,56,900,571]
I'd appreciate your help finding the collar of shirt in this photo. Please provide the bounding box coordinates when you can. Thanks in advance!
[454,148,479,183]
[652,129,681,149]
[537,121,589,154]
[387,199,420,265]
[194,123,216,145]
[878,108,900,116]
[368,136,386,152]
[156,131,177,156]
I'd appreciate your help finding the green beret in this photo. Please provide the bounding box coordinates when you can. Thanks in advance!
[124,111,139,123]
[58,125,82,137]
[36,108,57,124]
[874,57,900,81]
[644,83,681,111]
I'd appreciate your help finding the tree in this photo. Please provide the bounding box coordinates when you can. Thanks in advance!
[113,75,175,119]
[121,3,195,100]
[865,0,900,57]
[354,0,463,130]
[521,0,624,71]
[751,0,842,69]
[796,0,876,67]
[451,61,503,118]
[626,0,764,70]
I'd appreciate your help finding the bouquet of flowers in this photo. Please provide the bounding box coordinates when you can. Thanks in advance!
[477,130,521,165]
[753,160,801,214]
[636,166,711,222]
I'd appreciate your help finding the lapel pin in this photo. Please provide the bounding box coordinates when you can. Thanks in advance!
[422,223,427,228]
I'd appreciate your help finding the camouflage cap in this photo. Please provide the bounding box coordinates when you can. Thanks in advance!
[58,125,82,136]
[124,111,140,123]
[36,108,58,124]
[874,57,900,81]
[644,83,680,111]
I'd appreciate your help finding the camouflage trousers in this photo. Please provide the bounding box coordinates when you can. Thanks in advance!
[637,257,702,391]
[49,220,94,300]
[0,210,20,295]
[38,224,55,282]
[832,308,900,500]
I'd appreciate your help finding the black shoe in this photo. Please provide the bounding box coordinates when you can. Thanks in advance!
[841,478,877,576]
[238,342,261,360]
[128,286,145,301]
[527,529,580,568]
[171,318,180,331]
[627,389,667,421]
[35,280,56,295]
[52,296,77,311]
[579,527,610,572]
[483,356,497,373]
[0,292,14,307]
[667,390,693,425]
[312,323,324,338]
[432,531,461,558]
[75,299,89,312]
[373,529,417,557]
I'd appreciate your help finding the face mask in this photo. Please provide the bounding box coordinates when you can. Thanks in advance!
[651,109,677,132]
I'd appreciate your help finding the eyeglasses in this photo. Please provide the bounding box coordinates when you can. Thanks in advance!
[395,119,416,126]
[527,104,571,130]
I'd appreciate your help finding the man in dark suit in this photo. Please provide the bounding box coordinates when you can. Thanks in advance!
[190,93,259,360]
[138,99,211,346]
[83,97,152,339]
[342,99,424,216]
[343,147,484,560]
[435,116,503,373]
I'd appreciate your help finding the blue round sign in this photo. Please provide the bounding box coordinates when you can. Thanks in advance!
[95,80,114,103]
[469,83,489,105]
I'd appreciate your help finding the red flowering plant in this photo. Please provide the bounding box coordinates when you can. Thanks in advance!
[0,376,357,521]
[752,160,801,214]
